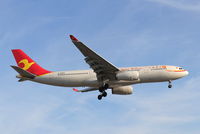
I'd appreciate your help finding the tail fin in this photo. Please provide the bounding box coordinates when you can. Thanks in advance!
[11,49,51,76]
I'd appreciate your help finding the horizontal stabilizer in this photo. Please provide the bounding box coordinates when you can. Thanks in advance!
[73,87,98,93]
[11,65,36,79]
[18,78,29,82]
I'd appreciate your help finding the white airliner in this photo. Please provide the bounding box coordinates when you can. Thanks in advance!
[11,35,189,100]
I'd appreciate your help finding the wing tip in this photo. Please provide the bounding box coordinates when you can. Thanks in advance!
[73,88,79,92]
[70,35,79,41]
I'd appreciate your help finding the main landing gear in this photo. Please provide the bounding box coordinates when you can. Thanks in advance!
[97,83,109,100]
[168,80,172,88]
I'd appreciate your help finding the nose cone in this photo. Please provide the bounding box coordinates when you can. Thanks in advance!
[180,70,189,78]
[173,70,189,79]
[168,69,189,80]
[184,70,189,76]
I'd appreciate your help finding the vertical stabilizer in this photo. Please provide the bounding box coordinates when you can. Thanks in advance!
[11,49,51,76]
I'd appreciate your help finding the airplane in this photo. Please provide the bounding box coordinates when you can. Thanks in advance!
[11,35,189,100]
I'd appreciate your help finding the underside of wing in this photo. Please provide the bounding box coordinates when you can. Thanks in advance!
[73,87,98,92]
[70,35,119,82]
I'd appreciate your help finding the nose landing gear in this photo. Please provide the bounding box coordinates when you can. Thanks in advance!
[168,80,172,88]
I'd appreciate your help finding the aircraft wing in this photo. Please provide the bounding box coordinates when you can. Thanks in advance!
[73,87,98,92]
[70,35,119,81]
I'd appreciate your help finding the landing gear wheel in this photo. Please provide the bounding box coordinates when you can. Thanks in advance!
[168,80,172,88]
[168,85,172,88]
[98,83,109,100]
[98,95,102,100]
[102,91,107,97]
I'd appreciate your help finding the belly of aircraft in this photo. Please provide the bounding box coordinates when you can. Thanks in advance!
[32,72,99,87]
[139,70,170,82]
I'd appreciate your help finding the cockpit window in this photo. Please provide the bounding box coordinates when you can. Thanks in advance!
[179,67,183,70]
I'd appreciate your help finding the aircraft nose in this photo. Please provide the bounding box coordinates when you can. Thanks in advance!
[185,70,189,76]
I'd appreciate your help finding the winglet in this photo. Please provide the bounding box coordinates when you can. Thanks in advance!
[73,88,79,92]
[70,35,79,41]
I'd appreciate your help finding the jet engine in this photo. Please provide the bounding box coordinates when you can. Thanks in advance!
[116,71,139,81]
[112,86,133,95]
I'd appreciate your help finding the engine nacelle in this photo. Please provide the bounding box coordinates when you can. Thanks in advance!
[112,86,133,95]
[116,71,139,81]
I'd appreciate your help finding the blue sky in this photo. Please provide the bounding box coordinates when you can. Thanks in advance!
[1,0,200,134]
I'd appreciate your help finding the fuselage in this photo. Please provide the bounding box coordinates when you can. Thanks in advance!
[31,65,189,88]
[11,37,189,100]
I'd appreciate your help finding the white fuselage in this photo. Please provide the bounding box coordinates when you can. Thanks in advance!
[30,65,189,88]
